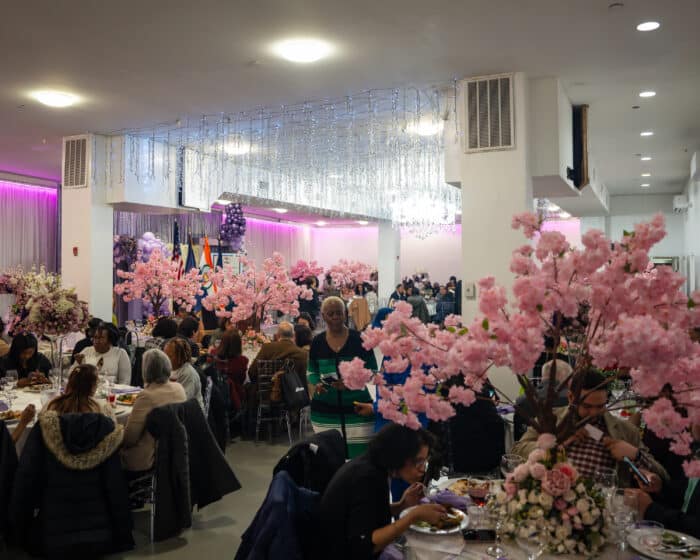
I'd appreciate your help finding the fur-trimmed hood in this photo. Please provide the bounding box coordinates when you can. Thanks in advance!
[38,409,123,470]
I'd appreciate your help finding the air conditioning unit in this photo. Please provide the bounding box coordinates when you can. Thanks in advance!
[62,134,90,188]
[464,73,515,153]
[673,194,691,213]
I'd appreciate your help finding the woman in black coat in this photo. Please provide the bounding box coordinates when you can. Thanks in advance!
[9,409,134,557]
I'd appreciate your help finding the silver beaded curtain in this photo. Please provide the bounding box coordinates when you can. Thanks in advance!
[113,210,222,242]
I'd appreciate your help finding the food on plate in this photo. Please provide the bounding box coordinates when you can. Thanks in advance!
[414,508,464,532]
[24,383,53,393]
[116,393,139,406]
[0,410,22,421]
[448,478,491,498]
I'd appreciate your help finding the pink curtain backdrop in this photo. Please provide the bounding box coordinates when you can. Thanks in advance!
[0,180,58,271]
[540,219,582,249]
[243,217,311,267]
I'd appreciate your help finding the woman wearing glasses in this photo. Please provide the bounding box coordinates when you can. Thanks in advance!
[308,296,376,458]
[319,424,446,560]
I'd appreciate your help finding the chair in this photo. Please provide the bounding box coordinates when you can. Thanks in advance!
[203,376,214,417]
[298,405,311,440]
[127,462,158,543]
[254,360,293,445]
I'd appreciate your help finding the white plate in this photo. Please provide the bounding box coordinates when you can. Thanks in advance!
[400,506,468,535]
[628,528,700,560]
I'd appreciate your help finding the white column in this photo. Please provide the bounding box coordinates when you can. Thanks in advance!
[60,139,114,322]
[459,72,533,401]
[377,221,401,304]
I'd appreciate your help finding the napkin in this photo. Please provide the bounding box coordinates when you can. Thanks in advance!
[0,401,8,412]
[405,531,464,560]
[421,490,470,511]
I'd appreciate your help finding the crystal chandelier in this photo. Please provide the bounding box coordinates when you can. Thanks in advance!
[109,85,462,235]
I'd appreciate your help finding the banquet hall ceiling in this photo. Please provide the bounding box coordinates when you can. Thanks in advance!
[1,0,698,198]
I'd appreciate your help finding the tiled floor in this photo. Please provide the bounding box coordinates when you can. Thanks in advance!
[5,438,290,559]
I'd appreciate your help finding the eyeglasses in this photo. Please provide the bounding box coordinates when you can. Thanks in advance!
[412,458,429,471]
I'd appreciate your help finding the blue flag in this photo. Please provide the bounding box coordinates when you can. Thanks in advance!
[216,237,223,269]
[184,235,197,272]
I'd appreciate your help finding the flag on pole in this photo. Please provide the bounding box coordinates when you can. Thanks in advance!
[172,220,184,279]
[185,233,197,272]
[200,234,214,269]
[216,235,224,269]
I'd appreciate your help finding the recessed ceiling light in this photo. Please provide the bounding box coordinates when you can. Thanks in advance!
[641,156,652,161]
[215,199,230,205]
[356,220,369,225]
[636,21,660,32]
[30,90,80,108]
[640,131,654,137]
[315,220,327,226]
[559,212,572,219]
[272,208,288,214]
[641,173,651,177]
[406,119,444,137]
[639,91,656,98]
[641,184,650,188]
[224,142,256,156]
[271,38,334,63]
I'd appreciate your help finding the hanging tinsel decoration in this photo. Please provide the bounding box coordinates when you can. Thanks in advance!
[220,203,247,252]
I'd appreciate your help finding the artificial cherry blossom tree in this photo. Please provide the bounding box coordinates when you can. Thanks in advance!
[327,259,373,290]
[114,249,203,319]
[339,213,700,476]
[290,259,324,282]
[203,252,312,330]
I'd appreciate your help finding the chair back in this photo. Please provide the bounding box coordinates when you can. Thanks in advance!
[255,359,287,408]
[203,376,214,416]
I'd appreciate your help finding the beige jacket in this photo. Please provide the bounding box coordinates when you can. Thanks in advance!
[512,407,669,487]
[121,381,186,472]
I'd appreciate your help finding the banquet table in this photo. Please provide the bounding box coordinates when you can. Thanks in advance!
[6,383,137,454]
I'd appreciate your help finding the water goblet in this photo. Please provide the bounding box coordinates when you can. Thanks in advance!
[500,453,524,478]
[594,466,617,502]
[485,507,505,558]
[516,530,545,560]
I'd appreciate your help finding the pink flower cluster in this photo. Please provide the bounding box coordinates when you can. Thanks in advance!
[203,252,312,326]
[115,249,203,318]
[339,211,699,476]
[327,259,373,289]
[289,259,324,281]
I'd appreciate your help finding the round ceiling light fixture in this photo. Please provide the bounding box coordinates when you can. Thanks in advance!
[641,173,651,177]
[640,131,654,137]
[641,156,652,161]
[30,89,80,108]
[636,21,660,32]
[272,208,288,214]
[641,183,650,188]
[315,220,327,226]
[271,38,334,63]
[639,91,656,98]
[356,220,369,226]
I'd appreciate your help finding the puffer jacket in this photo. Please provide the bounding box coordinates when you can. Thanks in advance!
[9,410,134,558]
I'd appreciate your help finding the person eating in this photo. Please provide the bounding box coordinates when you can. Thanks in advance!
[319,424,447,560]
[1,333,52,387]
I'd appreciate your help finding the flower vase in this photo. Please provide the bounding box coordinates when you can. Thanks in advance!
[44,333,66,388]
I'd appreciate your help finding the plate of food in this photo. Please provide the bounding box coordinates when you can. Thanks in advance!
[116,393,139,406]
[442,478,494,503]
[628,528,700,559]
[24,383,53,393]
[0,410,22,422]
[400,506,468,535]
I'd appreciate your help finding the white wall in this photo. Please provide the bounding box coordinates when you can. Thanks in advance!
[683,176,700,291]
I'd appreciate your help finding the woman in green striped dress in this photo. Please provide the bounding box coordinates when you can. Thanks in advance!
[308,296,377,459]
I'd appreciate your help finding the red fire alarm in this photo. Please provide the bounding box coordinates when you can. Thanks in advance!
[73,246,78,256]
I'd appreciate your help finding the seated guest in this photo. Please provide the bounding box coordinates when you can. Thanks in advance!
[294,323,313,353]
[145,317,178,350]
[70,317,102,364]
[75,322,131,385]
[213,328,249,411]
[389,284,406,307]
[177,316,201,359]
[163,337,203,410]
[627,422,699,538]
[514,358,572,439]
[512,369,668,486]
[407,287,431,324]
[247,322,308,386]
[208,316,235,349]
[294,312,316,332]
[46,364,115,419]
[435,285,454,302]
[1,333,52,386]
[121,349,186,472]
[10,404,36,444]
[319,424,447,560]
[0,318,9,358]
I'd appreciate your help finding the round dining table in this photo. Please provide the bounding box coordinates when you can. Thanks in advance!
[7,383,137,455]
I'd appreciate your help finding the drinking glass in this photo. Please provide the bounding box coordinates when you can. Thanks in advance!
[500,454,524,478]
[485,507,505,558]
[5,370,18,390]
[609,490,636,551]
[594,466,617,502]
[516,531,545,560]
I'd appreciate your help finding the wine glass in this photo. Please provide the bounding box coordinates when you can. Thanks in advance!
[609,489,637,551]
[516,530,545,560]
[5,370,18,390]
[594,467,617,503]
[500,454,524,478]
[485,507,505,558]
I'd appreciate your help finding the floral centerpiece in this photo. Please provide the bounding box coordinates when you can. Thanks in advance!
[339,213,700,477]
[203,252,312,331]
[493,434,607,556]
[290,259,324,282]
[114,248,202,319]
[327,259,373,291]
[243,328,270,351]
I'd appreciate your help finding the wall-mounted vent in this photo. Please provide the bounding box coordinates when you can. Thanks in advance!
[464,73,515,153]
[62,135,88,188]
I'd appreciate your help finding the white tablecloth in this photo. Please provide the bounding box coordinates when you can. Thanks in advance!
[6,384,136,454]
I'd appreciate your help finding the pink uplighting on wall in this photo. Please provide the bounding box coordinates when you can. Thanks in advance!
[541,219,582,249]
[0,179,58,196]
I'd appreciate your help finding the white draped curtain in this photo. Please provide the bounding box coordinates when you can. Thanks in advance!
[0,181,58,271]
[243,218,311,267]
